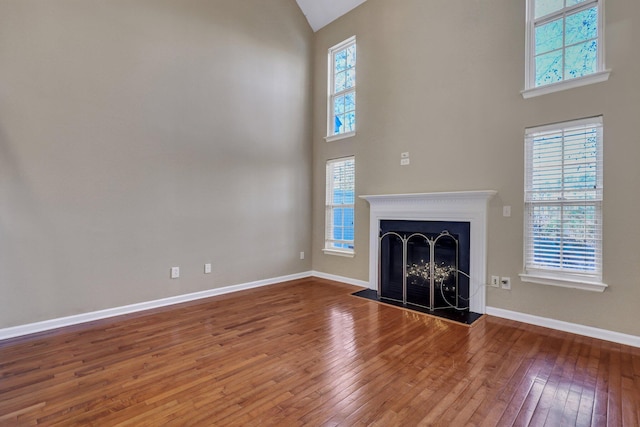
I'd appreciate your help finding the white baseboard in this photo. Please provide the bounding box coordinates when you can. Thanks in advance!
[0,271,313,341]
[14,273,633,348]
[486,306,640,348]
[311,271,369,288]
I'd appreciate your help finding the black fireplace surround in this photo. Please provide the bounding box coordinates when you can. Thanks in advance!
[353,219,482,324]
[380,219,470,309]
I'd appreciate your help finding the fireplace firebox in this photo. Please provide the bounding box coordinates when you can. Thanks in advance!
[379,220,470,311]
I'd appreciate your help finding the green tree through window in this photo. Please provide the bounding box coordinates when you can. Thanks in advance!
[327,37,356,140]
[525,0,606,94]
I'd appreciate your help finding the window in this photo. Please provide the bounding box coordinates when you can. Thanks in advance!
[521,116,606,291]
[326,36,356,141]
[523,0,609,98]
[324,157,355,256]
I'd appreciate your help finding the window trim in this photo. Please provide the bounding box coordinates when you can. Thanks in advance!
[521,116,607,292]
[519,272,607,292]
[322,248,356,258]
[325,131,356,143]
[326,36,356,141]
[523,0,610,98]
[324,156,355,257]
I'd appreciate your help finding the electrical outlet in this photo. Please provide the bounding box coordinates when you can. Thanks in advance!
[501,277,511,290]
[503,205,511,217]
[170,266,180,279]
[300,252,305,260]
[400,158,410,166]
[490,276,500,288]
[204,263,212,274]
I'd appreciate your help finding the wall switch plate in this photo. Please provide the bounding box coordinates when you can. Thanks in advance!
[300,252,305,260]
[490,275,500,288]
[204,263,212,274]
[401,152,410,158]
[501,277,511,290]
[503,206,512,217]
[400,158,410,166]
[170,266,180,279]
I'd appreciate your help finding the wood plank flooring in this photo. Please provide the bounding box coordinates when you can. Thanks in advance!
[1,277,639,426]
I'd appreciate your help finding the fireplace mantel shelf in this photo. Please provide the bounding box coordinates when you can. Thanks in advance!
[360,190,497,314]
[360,190,497,204]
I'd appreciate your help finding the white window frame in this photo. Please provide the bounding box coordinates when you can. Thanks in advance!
[326,36,356,142]
[324,156,355,257]
[522,0,610,99]
[520,116,607,292]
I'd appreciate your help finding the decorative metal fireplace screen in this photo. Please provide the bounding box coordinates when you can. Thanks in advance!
[379,220,470,311]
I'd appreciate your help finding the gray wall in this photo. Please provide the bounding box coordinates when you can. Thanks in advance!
[312,0,640,335]
[0,0,313,328]
[2,0,639,338]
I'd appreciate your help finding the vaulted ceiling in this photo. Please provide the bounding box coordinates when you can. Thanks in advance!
[295,0,368,32]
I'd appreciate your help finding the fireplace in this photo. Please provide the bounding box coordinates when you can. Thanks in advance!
[379,220,470,311]
[360,191,496,316]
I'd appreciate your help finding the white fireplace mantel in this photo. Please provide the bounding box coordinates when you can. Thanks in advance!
[360,190,497,314]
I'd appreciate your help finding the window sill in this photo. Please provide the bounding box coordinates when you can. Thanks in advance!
[521,70,611,99]
[325,131,356,143]
[519,272,608,292]
[322,248,355,258]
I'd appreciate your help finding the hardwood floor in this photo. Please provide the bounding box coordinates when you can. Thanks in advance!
[1,278,639,426]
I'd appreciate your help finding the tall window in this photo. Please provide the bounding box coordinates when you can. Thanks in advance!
[522,116,605,291]
[327,36,356,141]
[325,157,355,256]
[524,0,609,97]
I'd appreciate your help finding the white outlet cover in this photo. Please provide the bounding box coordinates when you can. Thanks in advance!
[490,275,500,287]
[204,263,212,274]
[170,267,180,279]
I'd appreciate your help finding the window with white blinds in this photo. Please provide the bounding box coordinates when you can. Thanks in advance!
[522,116,605,290]
[324,157,355,256]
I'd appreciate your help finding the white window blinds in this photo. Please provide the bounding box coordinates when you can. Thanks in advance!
[524,116,603,283]
[325,157,355,254]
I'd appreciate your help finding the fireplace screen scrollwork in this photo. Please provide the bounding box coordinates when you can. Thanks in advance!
[379,230,466,311]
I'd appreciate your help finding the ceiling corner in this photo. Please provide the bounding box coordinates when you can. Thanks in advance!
[295,0,367,32]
